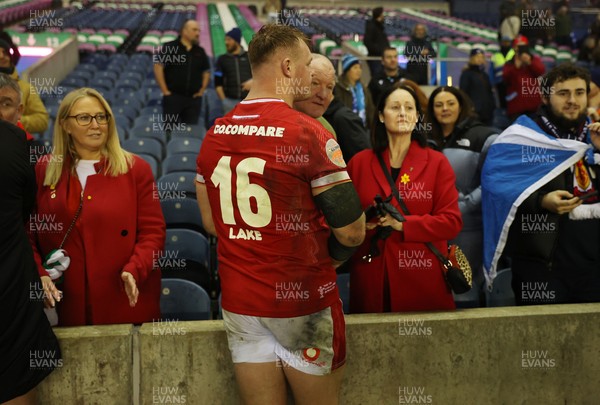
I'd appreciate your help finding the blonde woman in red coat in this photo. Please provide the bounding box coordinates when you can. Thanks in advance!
[30,88,166,326]
[346,84,462,313]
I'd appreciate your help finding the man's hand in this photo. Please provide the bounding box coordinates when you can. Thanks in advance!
[193,89,206,98]
[541,190,582,214]
[520,53,532,66]
[162,90,172,96]
[121,272,139,307]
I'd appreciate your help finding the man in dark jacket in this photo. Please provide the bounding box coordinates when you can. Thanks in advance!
[368,47,414,105]
[214,28,253,114]
[364,7,390,78]
[404,24,437,85]
[323,98,371,163]
[460,48,496,126]
[487,64,600,305]
[153,20,210,124]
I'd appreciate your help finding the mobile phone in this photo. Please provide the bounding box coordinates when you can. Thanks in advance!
[578,190,599,201]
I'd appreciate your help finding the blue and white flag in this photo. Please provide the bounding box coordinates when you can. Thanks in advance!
[481,115,595,288]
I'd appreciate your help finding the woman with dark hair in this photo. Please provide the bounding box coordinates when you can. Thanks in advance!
[346,83,462,313]
[427,86,499,306]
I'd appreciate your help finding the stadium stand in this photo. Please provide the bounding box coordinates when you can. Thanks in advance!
[160,278,212,320]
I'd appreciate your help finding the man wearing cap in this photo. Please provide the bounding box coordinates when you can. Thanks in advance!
[153,19,210,124]
[333,54,375,129]
[460,48,496,126]
[214,27,253,114]
[0,39,48,135]
[502,35,545,120]
[364,7,390,78]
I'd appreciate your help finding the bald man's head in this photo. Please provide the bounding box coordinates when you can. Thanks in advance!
[180,20,199,44]
[294,54,336,118]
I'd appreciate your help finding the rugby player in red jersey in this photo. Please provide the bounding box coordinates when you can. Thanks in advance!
[196,24,365,405]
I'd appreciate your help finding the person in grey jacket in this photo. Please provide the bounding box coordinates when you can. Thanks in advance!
[427,86,499,307]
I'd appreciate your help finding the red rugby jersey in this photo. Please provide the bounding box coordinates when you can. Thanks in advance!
[197,98,349,317]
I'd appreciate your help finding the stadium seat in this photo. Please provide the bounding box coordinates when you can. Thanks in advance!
[112,105,138,122]
[160,278,211,320]
[114,115,132,130]
[169,122,207,140]
[162,229,211,292]
[115,125,127,142]
[136,153,159,179]
[156,172,197,198]
[166,137,202,156]
[162,153,197,174]
[122,138,163,162]
[164,228,209,269]
[141,106,162,116]
[160,198,204,233]
[129,123,168,146]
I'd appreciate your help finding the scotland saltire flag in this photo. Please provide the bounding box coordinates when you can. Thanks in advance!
[481,115,594,288]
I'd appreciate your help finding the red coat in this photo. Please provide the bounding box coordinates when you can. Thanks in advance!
[502,56,545,117]
[346,142,462,313]
[30,156,165,326]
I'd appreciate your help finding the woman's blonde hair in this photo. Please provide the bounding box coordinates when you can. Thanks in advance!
[44,87,133,186]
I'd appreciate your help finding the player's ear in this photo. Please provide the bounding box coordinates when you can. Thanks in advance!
[281,57,293,78]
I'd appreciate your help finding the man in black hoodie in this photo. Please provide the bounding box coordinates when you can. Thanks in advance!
[460,48,496,126]
[364,7,389,78]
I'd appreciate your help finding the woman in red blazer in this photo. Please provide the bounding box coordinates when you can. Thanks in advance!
[346,84,462,313]
[30,88,165,326]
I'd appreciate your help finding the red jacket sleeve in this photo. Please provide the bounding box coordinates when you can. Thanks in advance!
[528,55,545,77]
[121,157,166,284]
[402,154,463,242]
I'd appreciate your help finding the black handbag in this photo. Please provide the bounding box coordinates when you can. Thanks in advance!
[376,153,472,294]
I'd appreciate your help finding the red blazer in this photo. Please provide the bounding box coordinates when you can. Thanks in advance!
[30,155,165,326]
[346,142,462,313]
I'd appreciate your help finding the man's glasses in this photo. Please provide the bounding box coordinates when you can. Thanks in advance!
[67,113,110,126]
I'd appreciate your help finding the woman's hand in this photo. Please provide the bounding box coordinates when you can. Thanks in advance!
[121,272,139,307]
[41,275,62,308]
[376,213,404,232]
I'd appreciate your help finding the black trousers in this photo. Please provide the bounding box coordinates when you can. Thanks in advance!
[512,258,600,305]
[162,93,202,124]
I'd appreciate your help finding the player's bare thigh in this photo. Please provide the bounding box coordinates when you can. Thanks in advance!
[284,363,346,405]
[233,362,287,405]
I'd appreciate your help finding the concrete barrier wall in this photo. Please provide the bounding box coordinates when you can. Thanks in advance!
[38,324,133,404]
[38,304,600,404]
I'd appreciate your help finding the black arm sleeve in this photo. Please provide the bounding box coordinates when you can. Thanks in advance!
[313,182,363,229]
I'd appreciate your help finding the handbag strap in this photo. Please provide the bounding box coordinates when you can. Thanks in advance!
[58,191,84,250]
[376,153,452,269]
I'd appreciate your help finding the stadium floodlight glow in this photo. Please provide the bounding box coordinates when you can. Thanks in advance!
[18,47,53,57]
